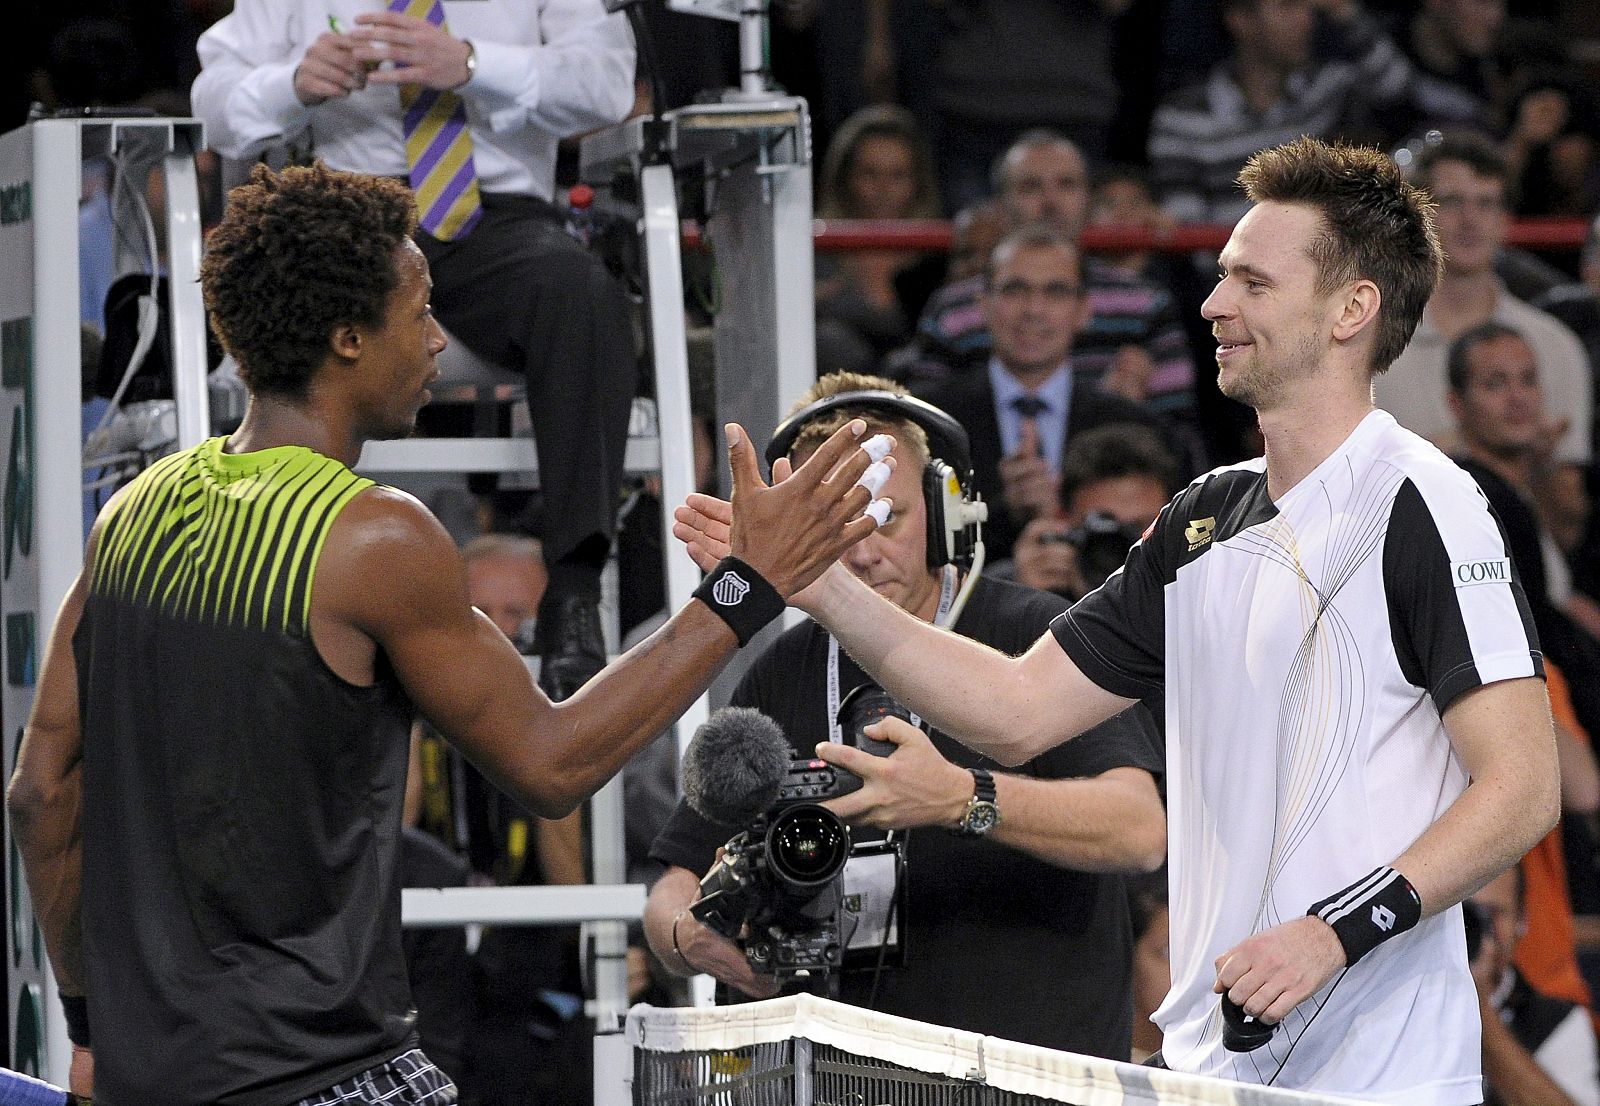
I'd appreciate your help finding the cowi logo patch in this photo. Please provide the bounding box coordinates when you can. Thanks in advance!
[1451,559,1512,588]
[1184,517,1215,552]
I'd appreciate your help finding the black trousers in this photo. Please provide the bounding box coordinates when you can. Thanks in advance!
[418,192,638,564]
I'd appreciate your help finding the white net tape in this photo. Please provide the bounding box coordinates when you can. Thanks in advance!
[626,995,1372,1106]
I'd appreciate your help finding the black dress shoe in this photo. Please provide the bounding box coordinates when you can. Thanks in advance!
[536,592,606,701]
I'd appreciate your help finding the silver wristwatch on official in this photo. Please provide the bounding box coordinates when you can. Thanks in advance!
[957,767,1000,836]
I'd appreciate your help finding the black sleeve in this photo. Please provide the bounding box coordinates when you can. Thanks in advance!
[648,799,742,876]
[1025,701,1165,783]
[1385,478,1543,715]
[1050,500,1173,698]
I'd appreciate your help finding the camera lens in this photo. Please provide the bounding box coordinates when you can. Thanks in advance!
[765,805,850,887]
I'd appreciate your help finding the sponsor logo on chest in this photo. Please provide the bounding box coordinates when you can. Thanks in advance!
[1185,517,1216,552]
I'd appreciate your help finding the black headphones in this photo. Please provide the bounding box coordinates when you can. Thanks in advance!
[765,390,988,569]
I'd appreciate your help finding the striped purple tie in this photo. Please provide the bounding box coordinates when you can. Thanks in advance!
[390,0,483,240]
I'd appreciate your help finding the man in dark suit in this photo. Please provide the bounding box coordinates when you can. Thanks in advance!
[918,227,1172,561]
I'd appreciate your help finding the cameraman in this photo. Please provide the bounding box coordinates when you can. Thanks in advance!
[1011,424,1183,601]
[643,374,1166,1059]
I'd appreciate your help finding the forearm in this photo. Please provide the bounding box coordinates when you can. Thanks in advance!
[990,769,1166,873]
[469,8,633,136]
[643,867,700,976]
[866,0,893,39]
[1480,1001,1582,1106]
[536,810,586,885]
[193,14,312,160]
[7,756,86,994]
[803,566,1122,765]
[1532,464,1588,553]
[1395,685,1559,916]
[1556,720,1600,816]
[643,864,777,996]
[1395,776,1556,919]
[536,601,737,814]
[9,573,90,998]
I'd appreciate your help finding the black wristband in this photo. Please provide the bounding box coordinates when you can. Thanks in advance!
[60,993,90,1048]
[693,556,785,647]
[1308,866,1421,966]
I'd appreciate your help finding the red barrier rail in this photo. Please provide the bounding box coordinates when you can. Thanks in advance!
[679,217,1592,253]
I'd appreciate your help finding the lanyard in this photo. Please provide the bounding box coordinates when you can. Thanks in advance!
[825,566,958,745]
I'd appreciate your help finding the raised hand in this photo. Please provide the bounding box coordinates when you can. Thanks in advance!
[1531,414,1570,470]
[674,493,732,573]
[351,11,474,90]
[815,717,971,831]
[293,31,367,105]
[999,418,1057,523]
[1511,87,1570,149]
[679,421,893,598]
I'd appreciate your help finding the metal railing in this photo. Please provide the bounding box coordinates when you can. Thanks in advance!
[676,216,1592,255]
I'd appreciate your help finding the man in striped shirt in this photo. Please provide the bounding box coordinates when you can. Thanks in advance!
[908,131,1198,426]
[1146,0,1474,227]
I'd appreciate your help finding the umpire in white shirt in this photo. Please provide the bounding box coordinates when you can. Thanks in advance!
[194,0,638,699]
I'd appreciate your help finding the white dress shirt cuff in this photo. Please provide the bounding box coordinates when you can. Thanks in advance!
[466,39,541,132]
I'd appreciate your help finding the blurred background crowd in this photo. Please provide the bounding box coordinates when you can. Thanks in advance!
[16,2,1600,1104]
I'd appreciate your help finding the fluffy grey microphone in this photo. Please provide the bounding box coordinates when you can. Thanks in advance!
[680,707,792,826]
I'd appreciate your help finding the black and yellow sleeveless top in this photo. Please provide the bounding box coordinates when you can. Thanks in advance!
[74,438,418,1106]
[91,437,372,634]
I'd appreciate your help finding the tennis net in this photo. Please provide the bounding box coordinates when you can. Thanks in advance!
[627,994,1371,1106]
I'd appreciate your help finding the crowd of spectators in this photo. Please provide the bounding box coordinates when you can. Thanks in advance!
[16,0,1600,1101]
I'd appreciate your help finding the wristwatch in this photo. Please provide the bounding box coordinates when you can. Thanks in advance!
[956,767,1000,837]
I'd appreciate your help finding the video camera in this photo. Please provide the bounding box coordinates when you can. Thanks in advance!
[690,759,860,976]
[687,686,912,980]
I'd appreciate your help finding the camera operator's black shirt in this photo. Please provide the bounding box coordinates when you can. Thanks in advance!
[650,575,1163,1059]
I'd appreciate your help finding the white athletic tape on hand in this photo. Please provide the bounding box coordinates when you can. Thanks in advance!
[862,434,893,464]
[864,499,892,527]
[855,460,892,498]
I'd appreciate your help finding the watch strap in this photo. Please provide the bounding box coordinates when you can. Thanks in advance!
[957,767,999,836]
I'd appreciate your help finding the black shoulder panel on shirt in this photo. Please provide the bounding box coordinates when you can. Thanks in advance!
[1164,465,1275,578]
[1383,478,1480,707]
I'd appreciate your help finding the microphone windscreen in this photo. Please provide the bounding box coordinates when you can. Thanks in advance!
[681,707,791,826]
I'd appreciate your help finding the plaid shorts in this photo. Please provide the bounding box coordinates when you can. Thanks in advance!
[292,1049,457,1105]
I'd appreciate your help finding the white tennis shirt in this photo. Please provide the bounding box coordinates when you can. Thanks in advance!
[1055,410,1542,1103]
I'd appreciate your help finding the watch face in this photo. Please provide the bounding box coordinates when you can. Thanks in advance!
[964,801,999,835]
